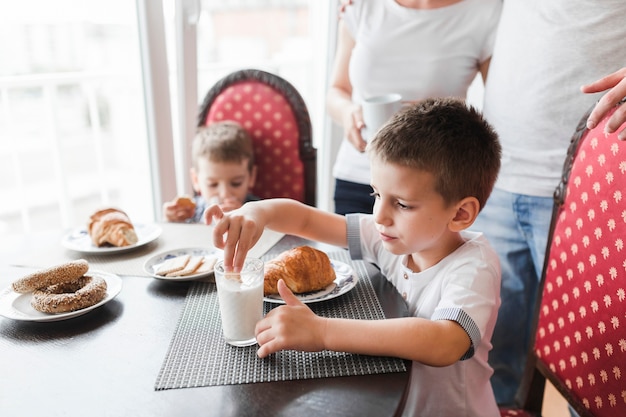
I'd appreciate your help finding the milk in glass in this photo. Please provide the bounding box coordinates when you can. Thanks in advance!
[214,258,264,347]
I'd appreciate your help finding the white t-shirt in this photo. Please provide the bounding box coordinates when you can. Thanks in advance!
[334,0,501,185]
[483,0,626,197]
[347,214,501,417]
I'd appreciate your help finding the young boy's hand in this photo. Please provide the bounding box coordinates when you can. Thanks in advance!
[205,202,265,271]
[255,279,326,358]
[163,196,195,222]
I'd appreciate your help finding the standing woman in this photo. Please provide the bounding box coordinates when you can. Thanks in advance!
[327,0,501,215]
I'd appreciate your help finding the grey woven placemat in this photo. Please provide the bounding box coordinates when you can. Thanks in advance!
[155,251,406,390]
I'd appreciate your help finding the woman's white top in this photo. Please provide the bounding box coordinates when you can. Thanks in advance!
[334,0,501,185]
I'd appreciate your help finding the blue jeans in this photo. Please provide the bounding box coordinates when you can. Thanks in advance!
[333,179,375,215]
[471,188,554,406]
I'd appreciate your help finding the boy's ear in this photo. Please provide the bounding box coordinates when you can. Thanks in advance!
[190,167,201,193]
[449,197,480,232]
[248,165,258,189]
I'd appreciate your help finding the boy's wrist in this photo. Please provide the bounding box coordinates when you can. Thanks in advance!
[319,316,331,351]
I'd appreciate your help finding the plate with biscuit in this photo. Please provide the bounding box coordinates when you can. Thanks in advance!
[144,248,221,281]
[262,246,359,304]
[0,260,123,322]
[61,208,162,254]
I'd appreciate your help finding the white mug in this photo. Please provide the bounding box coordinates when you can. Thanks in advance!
[361,93,403,141]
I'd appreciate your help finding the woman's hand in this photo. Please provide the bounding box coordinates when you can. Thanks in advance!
[255,279,327,358]
[343,105,367,153]
[338,0,352,15]
[581,67,626,140]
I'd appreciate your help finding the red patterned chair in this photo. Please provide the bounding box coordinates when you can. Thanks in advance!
[198,69,317,206]
[500,100,626,417]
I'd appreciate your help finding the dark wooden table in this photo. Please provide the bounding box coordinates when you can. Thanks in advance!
[0,235,409,417]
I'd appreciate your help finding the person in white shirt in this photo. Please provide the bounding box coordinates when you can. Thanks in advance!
[472,0,626,406]
[327,0,501,215]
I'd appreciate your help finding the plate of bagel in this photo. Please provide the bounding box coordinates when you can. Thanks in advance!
[0,260,123,322]
[62,208,162,254]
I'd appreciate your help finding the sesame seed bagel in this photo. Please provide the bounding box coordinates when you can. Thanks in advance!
[11,259,90,294]
[31,275,107,314]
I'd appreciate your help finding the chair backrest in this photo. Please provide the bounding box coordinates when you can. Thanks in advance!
[502,100,626,417]
[197,69,317,206]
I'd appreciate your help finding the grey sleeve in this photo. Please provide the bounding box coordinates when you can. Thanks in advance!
[432,308,480,360]
[346,213,363,260]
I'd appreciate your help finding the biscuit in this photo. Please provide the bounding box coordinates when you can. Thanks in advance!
[154,254,190,276]
[166,255,205,277]
[194,255,218,274]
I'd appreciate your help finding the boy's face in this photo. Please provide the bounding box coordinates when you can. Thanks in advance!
[191,158,256,210]
[370,156,462,266]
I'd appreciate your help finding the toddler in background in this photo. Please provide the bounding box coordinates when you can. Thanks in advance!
[163,121,259,223]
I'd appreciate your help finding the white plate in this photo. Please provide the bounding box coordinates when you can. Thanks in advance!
[264,260,358,304]
[144,247,221,281]
[0,270,123,322]
[61,223,162,254]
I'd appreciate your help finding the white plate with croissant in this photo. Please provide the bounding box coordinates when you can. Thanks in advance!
[61,223,162,254]
[263,260,359,304]
[62,207,162,254]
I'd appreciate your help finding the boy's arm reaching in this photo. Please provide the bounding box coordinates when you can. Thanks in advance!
[206,198,348,270]
[255,280,472,366]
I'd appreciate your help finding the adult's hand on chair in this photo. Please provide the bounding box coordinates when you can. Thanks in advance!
[581,67,626,140]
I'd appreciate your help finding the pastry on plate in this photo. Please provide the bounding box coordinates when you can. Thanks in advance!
[88,208,138,247]
[174,196,196,210]
[264,246,335,295]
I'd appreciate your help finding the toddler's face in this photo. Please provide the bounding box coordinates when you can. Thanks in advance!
[191,158,256,210]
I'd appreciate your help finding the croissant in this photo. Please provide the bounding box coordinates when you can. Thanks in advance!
[88,208,138,247]
[264,246,336,295]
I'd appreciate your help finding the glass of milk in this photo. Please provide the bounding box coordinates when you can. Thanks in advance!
[214,258,264,347]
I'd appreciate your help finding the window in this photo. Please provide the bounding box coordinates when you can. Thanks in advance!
[0,0,155,234]
[0,0,332,236]
[167,0,331,204]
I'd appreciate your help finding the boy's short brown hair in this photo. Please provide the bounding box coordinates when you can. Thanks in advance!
[192,121,255,171]
[367,97,501,210]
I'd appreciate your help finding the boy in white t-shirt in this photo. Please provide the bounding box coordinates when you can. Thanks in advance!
[206,97,502,417]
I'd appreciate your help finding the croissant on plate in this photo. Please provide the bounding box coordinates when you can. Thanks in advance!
[88,208,138,247]
[264,246,336,295]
